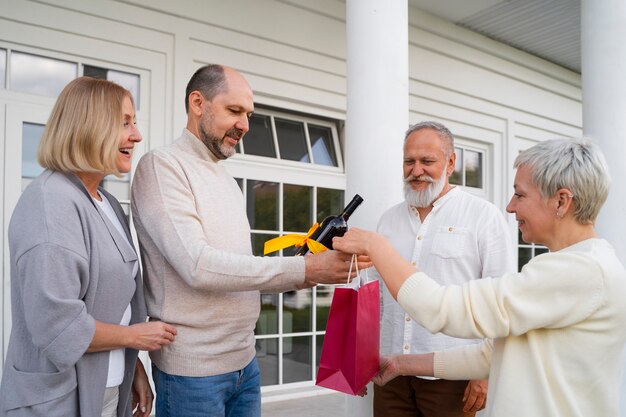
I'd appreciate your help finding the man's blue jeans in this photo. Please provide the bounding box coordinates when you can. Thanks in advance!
[152,358,261,417]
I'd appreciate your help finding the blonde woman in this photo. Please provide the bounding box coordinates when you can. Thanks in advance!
[333,138,626,417]
[0,77,177,417]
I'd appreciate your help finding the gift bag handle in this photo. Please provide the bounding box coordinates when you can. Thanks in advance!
[347,254,369,286]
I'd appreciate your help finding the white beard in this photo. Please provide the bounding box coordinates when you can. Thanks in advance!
[403,166,447,208]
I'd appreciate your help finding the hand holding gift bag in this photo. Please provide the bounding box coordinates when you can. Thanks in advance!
[316,254,380,395]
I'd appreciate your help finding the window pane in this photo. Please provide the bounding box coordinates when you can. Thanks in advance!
[450,147,462,185]
[275,118,309,162]
[308,124,337,167]
[317,188,344,223]
[256,337,279,386]
[257,294,278,335]
[518,247,532,272]
[84,65,141,110]
[11,51,76,97]
[283,336,312,383]
[283,184,312,232]
[0,49,6,89]
[518,228,528,245]
[316,285,335,331]
[235,177,243,191]
[22,122,45,179]
[108,70,140,109]
[316,335,324,370]
[534,247,549,257]
[246,180,278,230]
[465,150,483,188]
[284,288,312,333]
[252,233,278,257]
[244,114,275,157]
[83,65,107,79]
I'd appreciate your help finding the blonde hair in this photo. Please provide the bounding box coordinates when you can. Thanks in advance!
[38,77,131,175]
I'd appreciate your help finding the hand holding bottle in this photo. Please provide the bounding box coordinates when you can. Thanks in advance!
[303,250,372,285]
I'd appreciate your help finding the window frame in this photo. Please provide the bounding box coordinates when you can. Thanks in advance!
[449,138,490,200]
[235,107,344,173]
[228,107,347,389]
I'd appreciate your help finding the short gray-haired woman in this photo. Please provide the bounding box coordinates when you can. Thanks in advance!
[0,77,177,417]
[333,138,626,417]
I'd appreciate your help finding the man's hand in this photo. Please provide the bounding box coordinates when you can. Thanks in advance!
[462,379,488,412]
[304,250,372,285]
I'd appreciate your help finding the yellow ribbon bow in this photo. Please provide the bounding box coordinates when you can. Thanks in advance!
[263,223,329,255]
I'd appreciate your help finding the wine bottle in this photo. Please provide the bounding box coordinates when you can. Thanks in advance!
[295,194,364,256]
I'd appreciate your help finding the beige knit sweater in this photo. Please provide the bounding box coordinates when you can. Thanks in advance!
[131,129,305,376]
[400,238,626,417]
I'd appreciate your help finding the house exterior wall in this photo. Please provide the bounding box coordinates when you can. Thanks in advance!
[0,0,581,395]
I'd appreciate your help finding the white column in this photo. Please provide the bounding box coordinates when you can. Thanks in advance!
[345,0,408,230]
[581,1,626,414]
[344,1,408,416]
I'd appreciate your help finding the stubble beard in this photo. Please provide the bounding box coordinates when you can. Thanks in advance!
[199,112,240,160]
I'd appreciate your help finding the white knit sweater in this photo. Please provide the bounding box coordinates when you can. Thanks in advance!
[131,129,305,376]
[398,238,626,417]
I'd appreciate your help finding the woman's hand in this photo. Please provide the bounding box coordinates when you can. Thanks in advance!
[372,356,401,386]
[132,360,153,417]
[335,228,417,299]
[89,320,177,352]
[127,321,177,351]
[462,379,488,412]
[372,353,434,386]
[332,228,378,256]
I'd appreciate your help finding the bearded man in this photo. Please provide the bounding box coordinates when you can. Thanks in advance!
[371,121,515,417]
[131,65,368,417]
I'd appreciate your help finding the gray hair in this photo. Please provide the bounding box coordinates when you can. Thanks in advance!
[514,138,611,224]
[185,64,228,113]
[405,121,454,156]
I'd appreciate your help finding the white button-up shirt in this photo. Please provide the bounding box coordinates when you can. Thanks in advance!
[373,187,515,358]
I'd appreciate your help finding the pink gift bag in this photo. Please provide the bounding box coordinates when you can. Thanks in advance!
[316,255,380,395]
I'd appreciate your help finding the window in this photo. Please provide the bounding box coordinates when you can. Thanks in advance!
[450,146,484,189]
[241,177,345,386]
[1,48,140,112]
[226,106,345,389]
[21,122,46,185]
[84,65,141,110]
[517,230,548,271]
[237,109,342,169]
[0,48,6,89]
[10,51,77,97]
[19,121,131,214]
[512,140,548,271]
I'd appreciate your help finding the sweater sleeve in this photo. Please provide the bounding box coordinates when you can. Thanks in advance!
[16,244,95,371]
[131,151,305,292]
[397,250,606,339]
[433,339,493,380]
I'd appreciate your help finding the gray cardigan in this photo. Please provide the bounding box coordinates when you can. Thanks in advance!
[0,170,147,417]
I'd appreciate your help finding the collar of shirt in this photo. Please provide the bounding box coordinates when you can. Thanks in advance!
[408,186,459,223]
